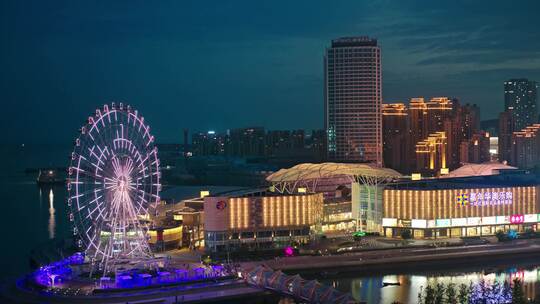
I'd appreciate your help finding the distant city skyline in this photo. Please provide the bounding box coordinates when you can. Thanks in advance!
[2,1,540,144]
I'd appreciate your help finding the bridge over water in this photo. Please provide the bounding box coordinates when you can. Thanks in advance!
[245,265,358,304]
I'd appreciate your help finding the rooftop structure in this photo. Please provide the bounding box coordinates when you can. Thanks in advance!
[267,162,401,188]
[267,162,401,233]
[444,162,517,178]
[331,36,378,47]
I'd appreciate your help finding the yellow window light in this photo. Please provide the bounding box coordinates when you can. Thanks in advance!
[298,187,307,193]
[200,190,210,198]
[411,173,422,180]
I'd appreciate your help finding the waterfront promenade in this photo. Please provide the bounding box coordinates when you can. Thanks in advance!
[240,239,540,275]
[2,278,268,304]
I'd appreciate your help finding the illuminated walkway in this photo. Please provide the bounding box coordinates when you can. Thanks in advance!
[3,278,266,303]
[245,265,357,303]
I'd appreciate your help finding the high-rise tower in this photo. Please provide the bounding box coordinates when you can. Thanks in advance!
[504,79,538,131]
[324,36,382,165]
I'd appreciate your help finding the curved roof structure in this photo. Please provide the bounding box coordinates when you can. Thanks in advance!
[444,162,517,178]
[266,162,402,183]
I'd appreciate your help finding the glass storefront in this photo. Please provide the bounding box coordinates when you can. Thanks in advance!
[450,228,461,237]
[385,223,540,239]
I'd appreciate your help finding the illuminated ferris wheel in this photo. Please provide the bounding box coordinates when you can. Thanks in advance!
[67,103,161,274]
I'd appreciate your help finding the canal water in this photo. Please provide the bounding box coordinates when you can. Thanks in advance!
[0,144,71,281]
[317,261,540,303]
[2,144,540,304]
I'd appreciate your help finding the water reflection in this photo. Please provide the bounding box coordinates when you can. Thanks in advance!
[48,189,55,239]
[327,266,540,304]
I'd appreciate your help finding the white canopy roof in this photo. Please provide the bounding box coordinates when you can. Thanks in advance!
[444,162,517,178]
[266,162,402,183]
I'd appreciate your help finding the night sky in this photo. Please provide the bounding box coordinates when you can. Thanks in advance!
[1,1,540,144]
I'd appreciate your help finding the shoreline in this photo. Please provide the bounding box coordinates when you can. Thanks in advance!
[241,240,540,276]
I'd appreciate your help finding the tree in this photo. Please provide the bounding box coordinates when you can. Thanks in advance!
[502,281,512,303]
[512,278,527,304]
[401,229,412,240]
[469,280,487,304]
[458,283,469,304]
[489,281,512,304]
[434,283,445,304]
[424,285,435,304]
[495,230,506,242]
[446,283,457,304]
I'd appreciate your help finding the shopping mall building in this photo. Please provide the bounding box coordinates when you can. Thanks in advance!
[204,189,323,253]
[382,163,540,238]
[201,162,540,251]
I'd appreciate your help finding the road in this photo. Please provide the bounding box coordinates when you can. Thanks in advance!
[240,239,540,274]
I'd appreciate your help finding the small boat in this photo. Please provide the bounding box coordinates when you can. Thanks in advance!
[36,169,65,185]
[383,282,401,287]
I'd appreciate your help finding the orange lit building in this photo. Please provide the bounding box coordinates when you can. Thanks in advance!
[204,190,323,252]
[383,97,481,175]
[382,103,408,173]
[415,131,448,175]
[382,169,540,238]
[459,131,491,164]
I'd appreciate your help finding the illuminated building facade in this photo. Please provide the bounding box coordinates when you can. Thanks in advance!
[266,163,400,233]
[459,131,491,164]
[148,226,183,250]
[382,103,408,173]
[504,79,538,132]
[325,36,382,165]
[426,97,454,132]
[415,131,448,175]
[383,97,481,175]
[192,130,228,156]
[511,124,540,168]
[382,171,540,238]
[204,190,323,252]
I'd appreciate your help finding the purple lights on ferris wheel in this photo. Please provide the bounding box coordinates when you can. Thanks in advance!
[67,103,161,274]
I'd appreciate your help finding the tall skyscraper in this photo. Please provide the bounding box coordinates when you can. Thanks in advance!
[504,79,538,131]
[324,36,382,165]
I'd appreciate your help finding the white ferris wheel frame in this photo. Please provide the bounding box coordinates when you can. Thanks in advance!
[67,103,161,274]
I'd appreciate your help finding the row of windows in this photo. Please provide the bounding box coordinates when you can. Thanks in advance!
[205,228,311,241]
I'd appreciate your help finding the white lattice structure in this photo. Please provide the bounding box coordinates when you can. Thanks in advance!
[67,103,161,275]
[266,163,401,232]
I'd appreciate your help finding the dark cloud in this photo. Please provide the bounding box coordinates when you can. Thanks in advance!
[1,0,539,144]
[417,51,540,65]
